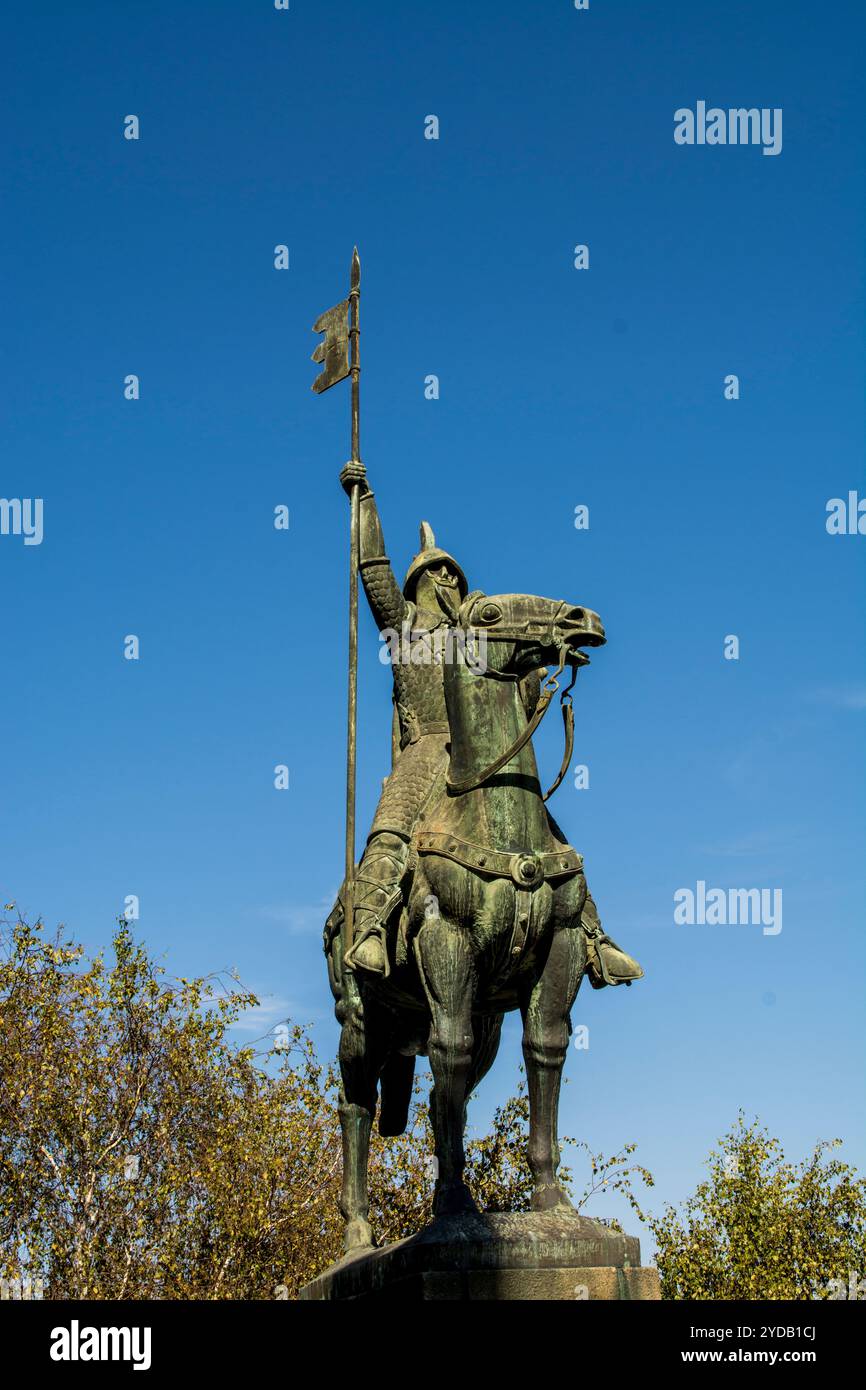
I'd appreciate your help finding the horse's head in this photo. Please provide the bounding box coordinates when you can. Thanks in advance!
[456,589,606,678]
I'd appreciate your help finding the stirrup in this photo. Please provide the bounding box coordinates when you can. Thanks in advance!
[343,887,403,978]
[344,921,389,977]
[584,929,644,990]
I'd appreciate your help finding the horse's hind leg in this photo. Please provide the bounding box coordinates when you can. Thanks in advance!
[337,1006,374,1251]
[464,1012,504,1130]
[466,1012,503,1096]
[521,925,587,1211]
[335,976,390,1252]
[414,916,478,1217]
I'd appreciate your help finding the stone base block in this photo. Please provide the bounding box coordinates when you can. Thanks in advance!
[299,1210,660,1301]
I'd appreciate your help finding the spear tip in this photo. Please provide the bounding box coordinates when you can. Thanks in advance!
[351,246,360,288]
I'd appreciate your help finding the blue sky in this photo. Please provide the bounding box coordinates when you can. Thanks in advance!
[2,0,864,1240]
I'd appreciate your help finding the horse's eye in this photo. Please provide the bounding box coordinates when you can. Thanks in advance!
[479,603,501,623]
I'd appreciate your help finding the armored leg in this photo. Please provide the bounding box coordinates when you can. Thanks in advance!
[343,829,410,977]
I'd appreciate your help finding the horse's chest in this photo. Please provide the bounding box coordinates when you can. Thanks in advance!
[421,862,582,965]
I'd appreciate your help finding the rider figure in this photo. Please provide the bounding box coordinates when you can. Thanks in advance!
[334,459,641,988]
[337,459,462,975]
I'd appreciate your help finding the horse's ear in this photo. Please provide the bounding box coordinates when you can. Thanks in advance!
[418,520,436,550]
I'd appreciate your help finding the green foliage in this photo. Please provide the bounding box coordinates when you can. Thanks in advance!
[633,1115,866,1300]
[0,910,342,1297]
[4,910,862,1301]
[0,912,632,1298]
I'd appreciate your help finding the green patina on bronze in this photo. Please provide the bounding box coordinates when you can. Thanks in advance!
[322,469,644,1253]
[312,254,644,1259]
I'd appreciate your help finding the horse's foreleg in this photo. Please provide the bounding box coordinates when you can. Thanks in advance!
[415,917,478,1217]
[521,924,587,1211]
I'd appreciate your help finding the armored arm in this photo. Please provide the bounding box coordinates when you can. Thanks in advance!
[340,462,408,632]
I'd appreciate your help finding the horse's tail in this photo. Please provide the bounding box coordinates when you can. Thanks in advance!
[378,1050,416,1137]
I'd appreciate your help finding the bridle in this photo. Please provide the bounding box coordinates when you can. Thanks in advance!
[445,641,581,800]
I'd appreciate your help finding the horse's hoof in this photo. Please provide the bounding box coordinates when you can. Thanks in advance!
[343,1217,374,1253]
[432,1180,479,1218]
[530,1183,574,1213]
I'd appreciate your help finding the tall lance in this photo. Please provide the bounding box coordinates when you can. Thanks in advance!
[311,247,361,967]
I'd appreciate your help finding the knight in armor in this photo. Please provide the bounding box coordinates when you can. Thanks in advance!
[333,459,642,988]
[336,458,460,975]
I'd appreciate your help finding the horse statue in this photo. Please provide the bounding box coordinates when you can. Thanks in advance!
[325,586,641,1252]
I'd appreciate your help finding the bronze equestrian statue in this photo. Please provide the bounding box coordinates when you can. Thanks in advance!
[324,460,643,1252]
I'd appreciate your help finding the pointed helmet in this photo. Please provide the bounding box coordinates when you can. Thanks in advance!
[402,521,468,600]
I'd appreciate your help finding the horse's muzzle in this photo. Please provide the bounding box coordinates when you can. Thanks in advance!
[556,605,606,650]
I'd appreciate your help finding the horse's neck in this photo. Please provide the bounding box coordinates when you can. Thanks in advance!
[441,661,556,853]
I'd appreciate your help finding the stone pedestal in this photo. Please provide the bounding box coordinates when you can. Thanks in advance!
[299,1210,660,1301]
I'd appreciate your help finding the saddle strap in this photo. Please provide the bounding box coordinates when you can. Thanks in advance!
[414,830,583,885]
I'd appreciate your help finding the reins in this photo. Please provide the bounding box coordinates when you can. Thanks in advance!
[446,645,580,801]
[542,658,578,801]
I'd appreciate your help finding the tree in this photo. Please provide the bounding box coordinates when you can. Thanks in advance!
[0,910,344,1298]
[637,1115,866,1300]
[11,911,858,1301]
[0,911,641,1299]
